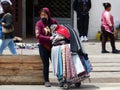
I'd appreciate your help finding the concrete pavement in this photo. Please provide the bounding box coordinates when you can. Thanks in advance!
[1,40,120,90]
[1,83,120,90]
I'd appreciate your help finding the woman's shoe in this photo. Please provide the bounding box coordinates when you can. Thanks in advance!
[58,80,64,87]
[112,49,120,53]
[101,50,109,53]
[45,82,51,87]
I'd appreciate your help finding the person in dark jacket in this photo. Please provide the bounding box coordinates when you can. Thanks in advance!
[35,7,58,87]
[73,0,91,42]
[0,1,16,55]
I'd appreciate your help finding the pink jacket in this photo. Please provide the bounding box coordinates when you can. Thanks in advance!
[101,10,114,33]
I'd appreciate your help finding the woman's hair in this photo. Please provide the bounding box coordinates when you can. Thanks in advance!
[1,1,13,14]
[39,7,50,18]
[103,2,111,9]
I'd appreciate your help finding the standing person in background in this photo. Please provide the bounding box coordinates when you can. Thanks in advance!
[0,0,12,41]
[35,7,58,87]
[0,1,16,55]
[101,2,120,53]
[73,0,91,42]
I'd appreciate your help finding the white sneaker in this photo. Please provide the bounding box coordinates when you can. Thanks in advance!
[84,36,88,41]
[80,36,84,42]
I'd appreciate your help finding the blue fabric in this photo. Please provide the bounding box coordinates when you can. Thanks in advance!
[82,56,92,73]
[0,25,2,38]
[57,46,63,80]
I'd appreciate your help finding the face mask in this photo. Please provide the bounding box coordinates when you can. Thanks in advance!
[41,18,48,24]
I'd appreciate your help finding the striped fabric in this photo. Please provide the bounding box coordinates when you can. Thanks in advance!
[65,44,77,80]
[62,45,66,78]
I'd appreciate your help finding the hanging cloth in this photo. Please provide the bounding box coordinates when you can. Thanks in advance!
[57,46,63,80]
[65,44,77,80]
[51,46,60,75]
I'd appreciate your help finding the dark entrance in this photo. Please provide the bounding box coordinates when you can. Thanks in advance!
[12,0,22,37]
[12,0,34,38]
[33,0,73,28]
[26,0,73,38]
[26,0,34,38]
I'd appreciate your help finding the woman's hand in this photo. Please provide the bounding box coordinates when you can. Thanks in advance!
[1,22,5,26]
[50,36,54,40]
[44,26,50,35]
[110,26,114,32]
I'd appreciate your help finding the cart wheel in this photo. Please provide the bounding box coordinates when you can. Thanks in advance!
[63,83,70,90]
[75,82,81,88]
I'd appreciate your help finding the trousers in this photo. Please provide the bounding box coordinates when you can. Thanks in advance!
[77,13,89,37]
[0,39,17,55]
[101,26,116,51]
[38,44,51,82]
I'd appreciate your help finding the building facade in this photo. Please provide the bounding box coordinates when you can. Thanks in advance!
[11,0,74,38]
[12,0,120,39]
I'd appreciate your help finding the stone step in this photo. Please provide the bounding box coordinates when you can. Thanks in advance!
[92,67,120,72]
[90,72,120,78]
[89,55,120,63]
[91,62,120,67]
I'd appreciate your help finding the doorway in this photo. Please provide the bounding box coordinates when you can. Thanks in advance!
[26,0,73,38]
[33,0,73,26]
[26,0,34,38]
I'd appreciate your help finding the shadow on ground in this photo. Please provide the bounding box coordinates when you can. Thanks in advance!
[51,82,99,90]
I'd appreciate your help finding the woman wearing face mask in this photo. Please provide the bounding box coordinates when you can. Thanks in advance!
[35,7,58,87]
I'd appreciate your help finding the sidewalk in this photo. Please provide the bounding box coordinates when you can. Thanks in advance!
[1,83,120,90]
[1,40,120,90]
